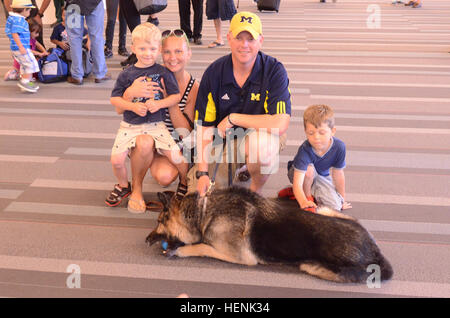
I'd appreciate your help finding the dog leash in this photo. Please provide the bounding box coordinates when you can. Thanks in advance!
[202,129,234,213]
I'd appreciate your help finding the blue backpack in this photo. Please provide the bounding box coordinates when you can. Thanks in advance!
[38,47,69,83]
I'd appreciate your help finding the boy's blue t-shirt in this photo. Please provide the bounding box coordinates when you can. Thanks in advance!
[5,13,30,51]
[111,64,179,125]
[290,137,346,177]
[50,23,88,46]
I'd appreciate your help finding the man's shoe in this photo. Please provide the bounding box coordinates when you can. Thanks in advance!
[94,74,112,83]
[194,38,202,45]
[120,53,137,67]
[118,47,130,57]
[147,17,159,26]
[67,76,83,85]
[104,48,113,59]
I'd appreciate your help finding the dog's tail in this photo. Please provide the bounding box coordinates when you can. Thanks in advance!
[300,253,393,284]
[376,252,394,281]
[340,252,394,283]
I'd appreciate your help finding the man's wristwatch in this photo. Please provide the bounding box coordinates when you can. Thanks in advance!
[38,12,44,17]
[195,171,209,179]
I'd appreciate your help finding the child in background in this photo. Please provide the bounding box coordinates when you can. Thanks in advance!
[279,104,351,212]
[4,0,40,92]
[50,7,90,53]
[4,18,47,81]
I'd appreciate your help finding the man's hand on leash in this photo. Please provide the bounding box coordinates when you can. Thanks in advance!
[197,175,210,197]
[217,115,234,138]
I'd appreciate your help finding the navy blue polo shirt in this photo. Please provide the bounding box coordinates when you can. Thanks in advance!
[195,51,291,127]
[290,137,346,177]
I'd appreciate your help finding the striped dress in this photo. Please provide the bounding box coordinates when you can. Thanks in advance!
[164,74,195,136]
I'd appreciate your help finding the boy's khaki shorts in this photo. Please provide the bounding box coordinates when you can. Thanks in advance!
[111,121,179,156]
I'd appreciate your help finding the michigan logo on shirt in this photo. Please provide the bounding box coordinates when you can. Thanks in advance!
[250,93,260,101]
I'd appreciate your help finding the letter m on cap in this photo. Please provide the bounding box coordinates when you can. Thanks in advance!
[240,16,253,24]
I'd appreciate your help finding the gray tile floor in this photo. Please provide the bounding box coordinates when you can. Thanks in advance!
[0,0,449,298]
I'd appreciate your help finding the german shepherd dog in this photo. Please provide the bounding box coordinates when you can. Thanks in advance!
[146,187,393,283]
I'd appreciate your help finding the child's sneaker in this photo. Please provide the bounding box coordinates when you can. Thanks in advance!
[278,186,296,200]
[17,80,39,93]
[105,182,132,207]
[4,69,19,81]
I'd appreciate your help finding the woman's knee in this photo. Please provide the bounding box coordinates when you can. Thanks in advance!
[154,170,178,187]
[150,156,179,187]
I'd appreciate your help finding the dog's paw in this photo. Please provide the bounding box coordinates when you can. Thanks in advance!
[164,248,179,258]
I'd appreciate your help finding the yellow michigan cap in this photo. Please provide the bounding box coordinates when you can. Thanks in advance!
[229,12,262,39]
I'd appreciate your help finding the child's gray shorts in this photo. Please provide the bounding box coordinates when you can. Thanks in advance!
[288,164,344,211]
[12,49,40,75]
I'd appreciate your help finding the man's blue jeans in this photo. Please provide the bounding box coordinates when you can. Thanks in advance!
[66,2,107,80]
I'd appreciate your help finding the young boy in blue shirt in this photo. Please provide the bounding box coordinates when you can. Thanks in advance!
[5,0,40,92]
[108,23,187,214]
[282,104,352,212]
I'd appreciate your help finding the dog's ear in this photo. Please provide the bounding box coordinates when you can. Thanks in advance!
[157,192,171,211]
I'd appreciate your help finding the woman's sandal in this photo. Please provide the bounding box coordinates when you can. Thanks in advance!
[208,41,224,48]
[105,182,131,207]
[127,197,146,214]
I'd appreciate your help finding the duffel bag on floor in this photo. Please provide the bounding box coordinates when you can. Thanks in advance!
[37,47,69,83]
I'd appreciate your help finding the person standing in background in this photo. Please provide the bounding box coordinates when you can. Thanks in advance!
[65,0,110,85]
[105,0,129,59]
[178,0,203,45]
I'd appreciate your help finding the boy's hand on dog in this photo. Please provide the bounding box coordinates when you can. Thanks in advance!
[342,201,352,210]
[300,199,317,210]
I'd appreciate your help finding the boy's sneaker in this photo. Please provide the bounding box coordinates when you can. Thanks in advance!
[278,186,295,200]
[4,69,19,81]
[18,80,39,93]
[105,182,132,207]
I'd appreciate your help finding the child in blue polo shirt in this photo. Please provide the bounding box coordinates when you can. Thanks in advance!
[281,104,352,212]
[4,0,40,93]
